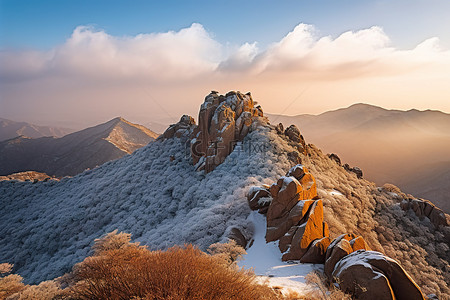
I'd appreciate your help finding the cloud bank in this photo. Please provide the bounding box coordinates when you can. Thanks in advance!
[1,23,449,128]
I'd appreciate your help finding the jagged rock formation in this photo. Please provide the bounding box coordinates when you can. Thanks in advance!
[159,115,196,139]
[190,91,264,173]
[248,164,328,261]
[0,117,158,177]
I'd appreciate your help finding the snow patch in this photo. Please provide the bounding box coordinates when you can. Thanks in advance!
[238,212,321,296]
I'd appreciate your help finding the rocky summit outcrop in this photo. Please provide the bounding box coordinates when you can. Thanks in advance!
[400,198,448,228]
[191,91,264,173]
[333,250,425,300]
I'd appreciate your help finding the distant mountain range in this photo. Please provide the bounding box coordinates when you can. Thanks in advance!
[0,118,74,141]
[0,117,159,177]
[268,104,450,212]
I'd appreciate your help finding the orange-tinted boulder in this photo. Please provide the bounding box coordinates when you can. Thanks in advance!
[300,237,331,264]
[350,236,370,252]
[281,200,325,261]
[324,237,353,278]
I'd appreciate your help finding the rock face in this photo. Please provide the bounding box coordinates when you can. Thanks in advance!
[333,250,425,300]
[160,115,196,139]
[191,91,264,173]
[401,198,448,227]
[300,236,331,264]
[255,164,327,261]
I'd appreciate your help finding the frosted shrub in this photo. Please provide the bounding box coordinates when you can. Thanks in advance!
[0,272,25,299]
[92,230,140,255]
[207,240,247,266]
[6,280,61,300]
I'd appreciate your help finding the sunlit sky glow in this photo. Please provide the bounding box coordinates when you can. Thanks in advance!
[1,0,449,128]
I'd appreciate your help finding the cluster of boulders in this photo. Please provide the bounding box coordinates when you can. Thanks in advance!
[191,91,263,173]
[159,115,196,139]
[401,198,448,227]
[275,123,307,157]
[327,153,363,179]
[247,157,426,299]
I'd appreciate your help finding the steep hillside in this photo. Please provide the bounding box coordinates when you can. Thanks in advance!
[1,93,448,298]
[0,117,159,177]
[0,118,73,141]
[268,104,450,212]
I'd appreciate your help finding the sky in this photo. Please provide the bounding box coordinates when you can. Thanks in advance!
[1,0,450,129]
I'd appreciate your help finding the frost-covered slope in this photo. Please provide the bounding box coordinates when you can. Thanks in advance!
[0,124,292,284]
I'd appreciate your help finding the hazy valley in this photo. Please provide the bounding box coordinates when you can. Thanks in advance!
[268,104,450,213]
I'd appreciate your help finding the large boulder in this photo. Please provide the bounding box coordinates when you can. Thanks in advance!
[191,91,264,173]
[247,186,272,213]
[323,234,369,278]
[300,236,331,264]
[333,250,425,300]
[281,200,327,261]
[324,235,354,278]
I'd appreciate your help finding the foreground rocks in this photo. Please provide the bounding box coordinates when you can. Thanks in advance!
[246,124,426,298]
[248,164,328,261]
[333,250,425,300]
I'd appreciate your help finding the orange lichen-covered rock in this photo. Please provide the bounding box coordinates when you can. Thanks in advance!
[300,236,331,264]
[281,200,325,261]
[324,237,353,279]
[350,236,371,252]
[269,200,316,244]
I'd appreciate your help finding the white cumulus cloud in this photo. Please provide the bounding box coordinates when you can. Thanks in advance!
[1,23,449,128]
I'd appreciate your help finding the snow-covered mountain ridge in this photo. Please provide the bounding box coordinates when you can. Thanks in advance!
[1,91,449,298]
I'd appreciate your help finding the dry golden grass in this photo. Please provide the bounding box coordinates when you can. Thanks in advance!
[66,243,278,300]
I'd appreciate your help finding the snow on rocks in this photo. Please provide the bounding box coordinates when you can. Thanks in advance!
[333,250,425,300]
[191,91,265,173]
